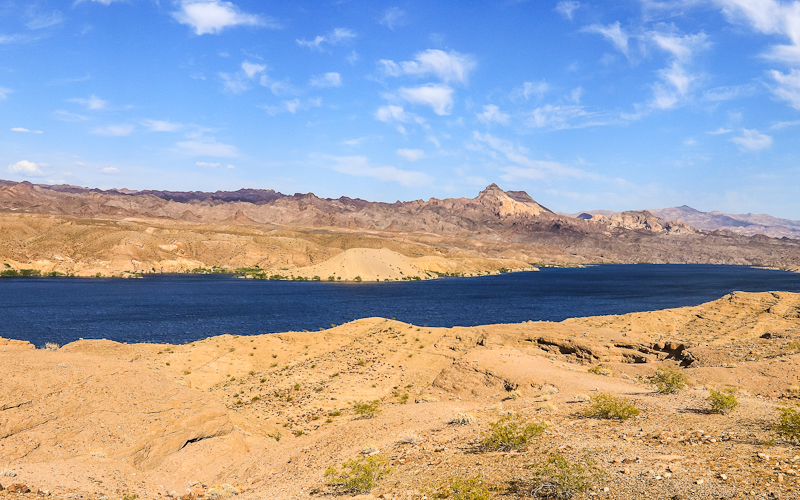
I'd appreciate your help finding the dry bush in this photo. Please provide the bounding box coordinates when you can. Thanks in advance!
[583,393,640,420]
[650,366,688,394]
[324,454,392,494]
[708,388,739,414]
[480,413,547,451]
[449,413,478,426]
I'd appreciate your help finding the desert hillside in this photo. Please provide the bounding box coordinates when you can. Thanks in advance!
[2,182,800,278]
[3,292,800,499]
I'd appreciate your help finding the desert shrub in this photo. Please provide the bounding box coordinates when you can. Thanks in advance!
[775,404,800,442]
[266,432,281,441]
[787,341,800,351]
[353,400,382,419]
[449,413,478,426]
[650,366,688,394]
[425,475,493,500]
[583,393,640,420]
[587,365,612,377]
[708,388,739,414]
[480,413,547,451]
[324,454,392,494]
[528,453,605,499]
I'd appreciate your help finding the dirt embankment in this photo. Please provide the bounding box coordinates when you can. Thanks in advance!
[3,292,800,499]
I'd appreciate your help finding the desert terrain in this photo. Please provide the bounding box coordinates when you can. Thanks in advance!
[2,182,800,280]
[3,291,800,499]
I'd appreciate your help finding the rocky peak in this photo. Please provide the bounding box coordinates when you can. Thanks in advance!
[476,184,550,218]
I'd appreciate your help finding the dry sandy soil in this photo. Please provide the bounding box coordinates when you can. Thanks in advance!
[3,292,800,499]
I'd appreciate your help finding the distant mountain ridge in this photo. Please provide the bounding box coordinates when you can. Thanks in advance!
[566,205,800,239]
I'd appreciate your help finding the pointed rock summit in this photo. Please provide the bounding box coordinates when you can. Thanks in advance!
[476,184,552,218]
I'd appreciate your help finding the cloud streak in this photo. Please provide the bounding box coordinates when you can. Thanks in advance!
[325,155,431,186]
[173,0,276,35]
[379,49,477,84]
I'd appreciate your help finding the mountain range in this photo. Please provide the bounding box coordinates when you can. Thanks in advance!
[1,179,799,277]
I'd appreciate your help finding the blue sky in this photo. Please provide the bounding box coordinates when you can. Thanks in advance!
[1,0,800,217]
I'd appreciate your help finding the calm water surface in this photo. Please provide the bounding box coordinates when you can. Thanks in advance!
[2,264,800,346]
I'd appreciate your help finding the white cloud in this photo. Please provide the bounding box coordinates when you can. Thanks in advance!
[396,149,426,161]
[141,119,183,132]
[347,51,360,65]
[26,11,64,30]
[770,119,800,129]
[227,164,235,169]
[476,104,510,125]
[520,81,548,99]
[325,155,431,186]
[91,124,134,136]
[196,161,221,167]
[770,68,800,109]
[375,105,413,123]
[8,160,43,176]
[648,31,710,109]
[173,0,273,35]
[343,137,368,146]
[569,87,583,103]
[472,131,594,180]
[582,22,629,56]
[703,84,757,101]
[398,84,454,115]
[241,61,266,78]
[297,28,356,51]
[309,72,342,88]
[259,77,301,96]
[555,1,580,20]
[378,49,477,84]
[731,128,773,150]
[69,94,107,110]
[528,104,590,129]
[74,0,124,4]
[707,127,733,134]
[0,87,11,99]
[11,127,43,134]
[651,32,709,62]
[52,110,89,122]
[175,138,239,157]
[379,7,407,30]
[100,167,118,174]
[714,0,800,108]
[260,98,322,115]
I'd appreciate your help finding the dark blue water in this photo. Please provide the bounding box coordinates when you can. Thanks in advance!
[2,264,800,346]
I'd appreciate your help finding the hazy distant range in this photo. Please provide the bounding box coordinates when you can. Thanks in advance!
[562,206,800,240]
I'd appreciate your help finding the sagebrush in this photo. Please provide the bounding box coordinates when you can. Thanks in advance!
[480,413,547,451]
[775,404,800,442]
[324,454,392,494]
[425,476,493,500]
[528,453,605,499]
[650,366,688,394]
[583,393,639,420]
[353,400,382,418]
[708,388,739,414]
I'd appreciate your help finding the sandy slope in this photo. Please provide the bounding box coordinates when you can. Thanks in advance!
[3,292,800,499]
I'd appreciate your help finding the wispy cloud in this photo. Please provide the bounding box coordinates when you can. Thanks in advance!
[770,69,800,109]
[379,49,477,84]
[526,104,600,130]
[297,28,356,51]
[141,119,183,132]
[100,167,118,174]
[476,104,510,125]
[649,31,710,109]
[702,84,757,101]
[375,105,415,123]
[396,149,426,161]
[707,127,733,134]
[8,160,44,176]
[173,0,277,35]
[472,131,596,180]
[260,98,322,115]
[324,155,432,186]
[175,137,239,157]
[68,95,107,110]
[343,137,368,146]
[770,119,800,130]
[398,84,454,115]
[555,1,580,20]
[582,22,630,56]
[219,60,267,93]
[11,127,43,134]
[379,7,407,30]
[518,80,548,100]
[52,110,88,122]
[731,128,773,151]
[26,10,64,30]
[196,161,221,167]
[309,72,342,88]
[0,87,11,99]
[91,124,134,136]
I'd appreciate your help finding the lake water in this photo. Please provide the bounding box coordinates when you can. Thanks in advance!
[2,264,800,346]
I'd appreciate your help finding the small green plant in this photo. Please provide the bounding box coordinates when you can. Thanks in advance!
[708,388,739,414]
[251,396,260,402]
[399,393,410,404]
[354,276,362,282]
[331,410,342,417]
[294,429,304,436]
[122,494,138,500]
[480,413,547,451]
[272,353,278,358]
[587,365,612,377]
[324,454,392,494]
[183,370,191,375]
[267,431,281,441]
[775,403,800,442]
[528,452,605,499]
[353,400,382,419]
[583,393,640,420]
[357,359,366,366]
[787,341,800,351]
[650,366,688,394]
[293,383,301,391]
[425,475,493,500]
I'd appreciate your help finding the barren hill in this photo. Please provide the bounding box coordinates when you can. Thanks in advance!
[1,181,800,278]
[3,292,800,499]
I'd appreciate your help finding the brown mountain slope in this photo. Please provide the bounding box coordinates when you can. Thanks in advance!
[1,181,800,276]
